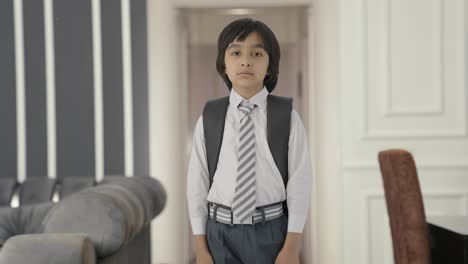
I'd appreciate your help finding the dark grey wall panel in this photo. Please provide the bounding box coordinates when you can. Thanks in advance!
[54,0,95,177]
[102,0,125,175]
[24,0,47,177]
[1,0,149,180]
[0,0,17,178]
[131,0,149,176]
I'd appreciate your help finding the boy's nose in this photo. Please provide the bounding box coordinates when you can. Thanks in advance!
[240,54,251,67]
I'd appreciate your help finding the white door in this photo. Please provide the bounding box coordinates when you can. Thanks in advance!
[340,0,468,263]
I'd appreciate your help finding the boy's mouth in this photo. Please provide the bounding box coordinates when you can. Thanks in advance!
[238,71,254,76]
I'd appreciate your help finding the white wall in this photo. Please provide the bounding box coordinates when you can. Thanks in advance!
[340,0,468,263]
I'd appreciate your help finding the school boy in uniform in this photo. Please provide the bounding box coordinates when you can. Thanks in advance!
[186,18,312,264]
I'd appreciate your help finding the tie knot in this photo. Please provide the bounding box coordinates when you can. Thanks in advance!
[238,100,256,115]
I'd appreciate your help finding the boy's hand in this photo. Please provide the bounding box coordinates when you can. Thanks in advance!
[275,247,299,264]
[194,235,214,264]
[196,249,214,264]
[275,232,301,264]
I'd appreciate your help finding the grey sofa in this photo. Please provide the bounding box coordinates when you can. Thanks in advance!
[0,176,166,264]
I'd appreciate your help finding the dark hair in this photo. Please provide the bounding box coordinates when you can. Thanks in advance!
[216,18,280,93]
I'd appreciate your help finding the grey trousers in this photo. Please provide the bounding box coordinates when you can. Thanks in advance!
[206,214,288,264]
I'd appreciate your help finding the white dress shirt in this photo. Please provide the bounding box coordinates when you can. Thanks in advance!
[186,87,312,235]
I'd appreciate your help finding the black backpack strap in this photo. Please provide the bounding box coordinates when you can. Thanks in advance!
[267,94,293,187]
[267,94,293,217]
[203,96,230,188]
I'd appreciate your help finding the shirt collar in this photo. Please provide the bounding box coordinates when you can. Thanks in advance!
[229,86,268,109]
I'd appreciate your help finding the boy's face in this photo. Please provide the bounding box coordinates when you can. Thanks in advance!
[224,32,269,92]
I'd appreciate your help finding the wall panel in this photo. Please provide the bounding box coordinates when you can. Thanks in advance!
[0,0,18,178]
[54,0,95,176]
[102,0,125,175]
[24,0,47,177]
[131,0,149,176]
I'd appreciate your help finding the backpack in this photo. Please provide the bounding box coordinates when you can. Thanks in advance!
[202,94,293,215]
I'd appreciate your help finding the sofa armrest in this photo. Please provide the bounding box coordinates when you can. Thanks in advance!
[42,176,166,258]
[0,233,96,264]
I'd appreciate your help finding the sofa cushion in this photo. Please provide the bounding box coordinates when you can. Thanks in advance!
[102,176,166,219]
[0,202,53,247]
[42,190,126,257]
[59,177,95,198]
[19,178,56,205]
[80,184,145,243]
[0,207,14,247]
[0,179,16,207]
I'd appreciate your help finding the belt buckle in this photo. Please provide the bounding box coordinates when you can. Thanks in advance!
[230,211,234,226]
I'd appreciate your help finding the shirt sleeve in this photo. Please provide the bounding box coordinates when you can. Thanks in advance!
[186,115,210,235]
[286,110,313,233]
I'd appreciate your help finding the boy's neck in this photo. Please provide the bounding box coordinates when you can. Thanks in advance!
[232,85,263,100]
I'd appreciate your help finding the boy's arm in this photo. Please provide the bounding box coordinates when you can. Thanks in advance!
[186,116,210,236]
[276,110,311,262]
[286,110,312,234]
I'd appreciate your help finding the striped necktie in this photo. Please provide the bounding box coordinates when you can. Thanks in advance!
[232,100,257,224]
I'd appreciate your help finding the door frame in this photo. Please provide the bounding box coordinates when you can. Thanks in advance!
[147,0,342,263]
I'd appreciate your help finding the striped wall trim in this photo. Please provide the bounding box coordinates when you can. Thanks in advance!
[121,0,134,177]
[44,0,57,178]
[13,0,26,182]
[92,0,104,181]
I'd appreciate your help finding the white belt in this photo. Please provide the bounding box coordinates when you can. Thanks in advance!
[208,201,284,225]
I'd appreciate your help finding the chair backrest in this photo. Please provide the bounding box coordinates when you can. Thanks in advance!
[378,149,430,264]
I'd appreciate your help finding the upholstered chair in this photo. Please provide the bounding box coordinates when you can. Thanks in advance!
[378,149,431,264]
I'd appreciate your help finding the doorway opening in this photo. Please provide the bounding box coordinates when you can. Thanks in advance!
[179,6,312,263]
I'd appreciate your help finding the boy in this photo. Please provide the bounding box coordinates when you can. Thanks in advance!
[186,18,312,264]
